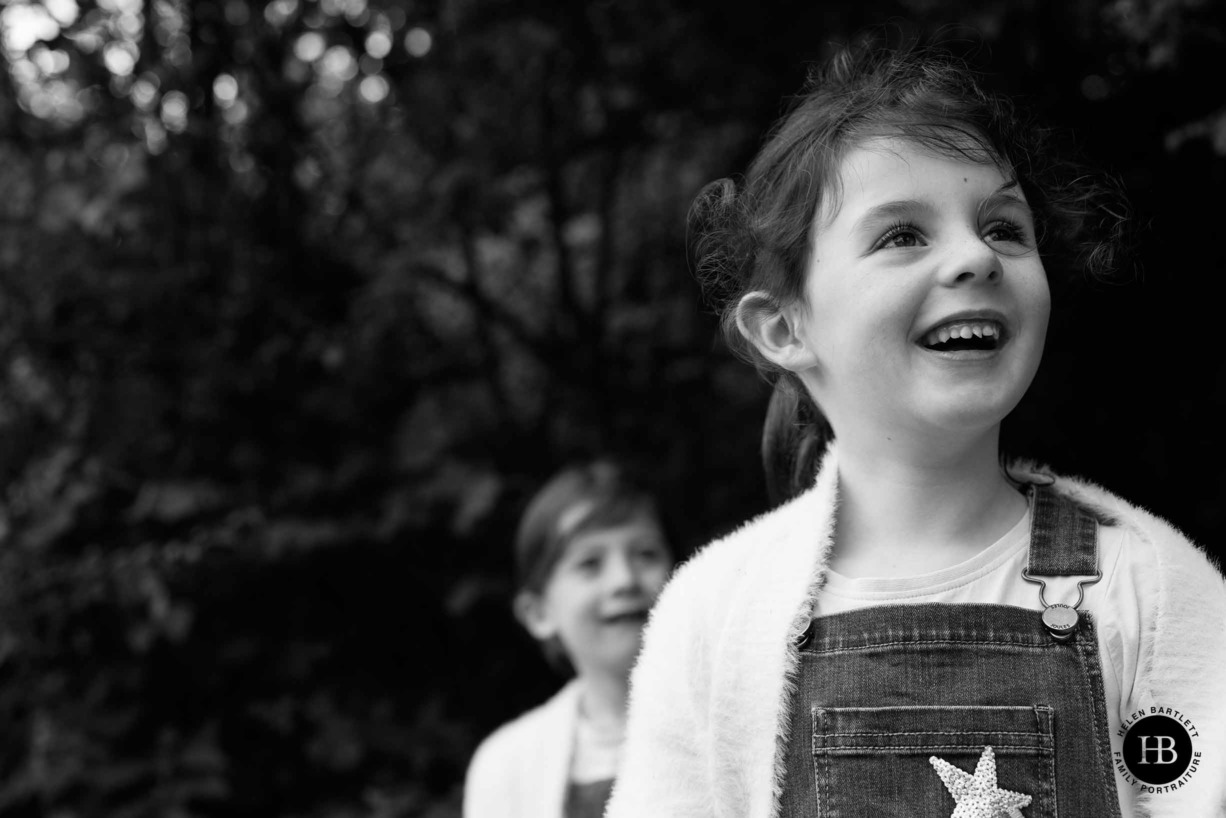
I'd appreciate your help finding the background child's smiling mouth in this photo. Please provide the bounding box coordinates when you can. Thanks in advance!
[602,611,649,625]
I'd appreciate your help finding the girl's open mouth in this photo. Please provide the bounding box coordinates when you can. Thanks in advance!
[602,611,649,626]
[920,319,1005,353]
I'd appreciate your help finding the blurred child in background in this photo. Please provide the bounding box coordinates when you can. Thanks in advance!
[462,461,674,818]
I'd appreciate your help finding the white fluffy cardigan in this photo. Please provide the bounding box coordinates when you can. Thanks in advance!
[605,447,1226,818]
[462,679,581,818]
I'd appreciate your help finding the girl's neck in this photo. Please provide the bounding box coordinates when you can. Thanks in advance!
[828,427,1027,579]
[575,667,631,733]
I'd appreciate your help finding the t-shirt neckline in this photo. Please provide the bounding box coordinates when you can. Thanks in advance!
[821,508,1031,599]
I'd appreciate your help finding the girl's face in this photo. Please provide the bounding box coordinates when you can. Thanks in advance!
[522,509,672,681]
[792,137,1050,447]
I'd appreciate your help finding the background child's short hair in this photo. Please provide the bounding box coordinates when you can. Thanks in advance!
[514,460,668,595]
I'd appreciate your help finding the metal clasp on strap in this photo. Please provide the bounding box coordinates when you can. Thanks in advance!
[1022,569,1102,643]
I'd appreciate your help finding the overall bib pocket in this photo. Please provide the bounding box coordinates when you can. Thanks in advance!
[811,704,1056,817]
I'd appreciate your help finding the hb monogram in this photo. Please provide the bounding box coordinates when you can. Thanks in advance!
[1136,736,1179,765]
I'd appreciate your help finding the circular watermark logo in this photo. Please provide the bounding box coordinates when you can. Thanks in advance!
[1115,708,1202,794]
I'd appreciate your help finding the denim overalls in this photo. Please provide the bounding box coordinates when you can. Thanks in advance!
[778,484,1122,816]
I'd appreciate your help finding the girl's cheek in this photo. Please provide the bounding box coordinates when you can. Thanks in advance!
[646,565,672,599]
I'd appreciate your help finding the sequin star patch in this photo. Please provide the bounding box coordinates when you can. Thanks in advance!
[928,746,1032,818]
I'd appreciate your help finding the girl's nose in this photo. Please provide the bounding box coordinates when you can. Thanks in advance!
[940,234,1002,286]
[606,551,643,594]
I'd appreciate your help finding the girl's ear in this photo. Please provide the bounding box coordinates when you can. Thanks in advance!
[513,590,558,641]
[735,291,818,372]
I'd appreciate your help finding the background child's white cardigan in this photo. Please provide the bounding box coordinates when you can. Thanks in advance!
[462,678,580,818]
[605,446,1226,818]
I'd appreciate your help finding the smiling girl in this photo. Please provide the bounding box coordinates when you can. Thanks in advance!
[462,461,674,818]
[605,42,1226,818]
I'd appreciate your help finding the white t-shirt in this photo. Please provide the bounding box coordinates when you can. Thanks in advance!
[570,708,624,784]
[813,509,1142,815]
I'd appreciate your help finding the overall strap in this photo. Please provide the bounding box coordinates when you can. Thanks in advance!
[1026,482,1098,577]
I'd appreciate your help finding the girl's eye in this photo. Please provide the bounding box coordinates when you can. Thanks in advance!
[574,557,602,574]
[984,219,1031,246]
[636,544,667,562]
[874,222,925,251]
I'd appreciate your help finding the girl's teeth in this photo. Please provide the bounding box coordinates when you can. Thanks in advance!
[923,321,1002,346]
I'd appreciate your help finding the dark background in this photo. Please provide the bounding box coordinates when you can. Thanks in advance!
[1,0,1224,815]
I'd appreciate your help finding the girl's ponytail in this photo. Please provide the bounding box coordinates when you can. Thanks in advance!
[761,376,831,507]
[688,177,834,507]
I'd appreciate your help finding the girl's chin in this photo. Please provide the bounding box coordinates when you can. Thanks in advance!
[915,385,1028,431]
[578,635,646,676]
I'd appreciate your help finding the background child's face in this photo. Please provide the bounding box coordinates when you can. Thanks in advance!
[521,510,672,680]
[791,136,1050,447]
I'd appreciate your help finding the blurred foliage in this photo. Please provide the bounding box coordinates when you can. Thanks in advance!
[0,0,1225,815]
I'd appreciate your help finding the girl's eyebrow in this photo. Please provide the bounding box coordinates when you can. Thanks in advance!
[561,544,602,564]
[850,199,935,232]
[850,181,1032,233]
[982,180,1032,214]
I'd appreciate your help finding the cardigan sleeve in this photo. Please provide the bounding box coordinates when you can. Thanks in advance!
[1130,521,1226,818]
[605,553,721,818]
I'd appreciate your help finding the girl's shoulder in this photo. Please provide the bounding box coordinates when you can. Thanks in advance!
[1016,467,1226,646]
[1007,459,1219,573]
[1043,469,1223,582]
